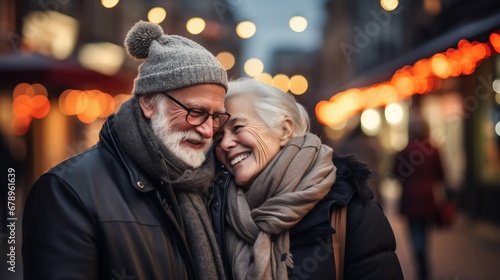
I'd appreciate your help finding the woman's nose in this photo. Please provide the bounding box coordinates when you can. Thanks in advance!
[219,134,235,152]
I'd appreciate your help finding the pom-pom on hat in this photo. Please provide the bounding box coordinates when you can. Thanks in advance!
[124,20,228,95]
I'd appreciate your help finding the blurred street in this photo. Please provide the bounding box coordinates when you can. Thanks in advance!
[385,190,500,280]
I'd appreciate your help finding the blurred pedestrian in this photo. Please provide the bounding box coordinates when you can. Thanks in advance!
[392,116,445,280]
[22,21,229,280]
[210,78,403,279]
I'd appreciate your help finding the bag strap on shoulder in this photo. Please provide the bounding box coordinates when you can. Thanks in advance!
[331,206,347,280]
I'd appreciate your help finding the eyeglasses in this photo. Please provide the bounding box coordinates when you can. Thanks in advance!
[164,93,231,128]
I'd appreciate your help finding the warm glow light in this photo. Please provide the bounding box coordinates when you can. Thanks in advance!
[254,73,273,85]
[289,16,308,32]
[337,90,362,113]
[430,53,450,78]
[442,58,458,77]
[490,33,500,53]
[413,76,428,94]
[101,0,119,8]
[424,0,441,15]
[236,21,256,39]
[23,11,78,60]
[315,32,497,129]
[380,0,399,11]
[315,101,327,123]
[378,84,397,104]
[99,93,116,118]
[385,103,403,125]
[360,109,381,136]
[11,83,52,134]
[393,75,414,97]
[59,89,72,115]
[59,89,115,121]
[11,116,31,136]
[65,90,88,115]
[77,96,100,124]
[78,42,126,75]
[11,83,42,98]
[148,7,167,24]
[216,52,235,70]
[495,122,500,137]
[13,83,33,98]
[31,95,50,119]
[460,58,476,75]
[471,43,487,60]
[272,74,290,93]
[317,101,343,126]
[390,132,408,151]
[328,118,348,131]
[186,17,206,35]
[413,59,430,76]
[493,79,500,93]
[244,58,264,77]
[289,75,308,95]
[13,95,32,119]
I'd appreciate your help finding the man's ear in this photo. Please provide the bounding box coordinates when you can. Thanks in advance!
[279,118,294,147]
[138,96,154,119]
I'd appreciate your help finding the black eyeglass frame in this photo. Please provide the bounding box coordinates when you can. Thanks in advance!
[163,93,231,128]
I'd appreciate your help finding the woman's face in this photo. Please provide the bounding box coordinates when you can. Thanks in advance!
[214,95,286,189]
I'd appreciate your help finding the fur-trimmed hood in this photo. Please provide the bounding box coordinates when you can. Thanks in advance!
[329,154,373,205]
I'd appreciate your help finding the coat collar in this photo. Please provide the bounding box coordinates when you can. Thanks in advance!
[98,114,159,193]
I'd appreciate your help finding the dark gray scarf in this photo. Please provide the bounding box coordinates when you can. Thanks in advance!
[113,97,225,280]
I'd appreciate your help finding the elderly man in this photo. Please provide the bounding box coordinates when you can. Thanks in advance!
[22,21,229,280]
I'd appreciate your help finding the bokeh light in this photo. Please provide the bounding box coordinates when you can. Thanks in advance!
[254,73,273,85]
[186,17,206,35]
[385,103,403,125]
[148,7,167,24]
[216,52,235,70]
[289,75,308,95]
[11,83,51,135]
[236,21,256,39]
[360,109,381,136]
[289,16,307,32]
[380,0,399,11]
[101,0,119,8]
[272,74,290,93]
[244,58,264,77]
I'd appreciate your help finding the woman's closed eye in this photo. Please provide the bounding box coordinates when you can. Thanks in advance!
[233,125,243,133]
[214,131,224,146]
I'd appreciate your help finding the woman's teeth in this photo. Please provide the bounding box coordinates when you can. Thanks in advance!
[230,153,249,166]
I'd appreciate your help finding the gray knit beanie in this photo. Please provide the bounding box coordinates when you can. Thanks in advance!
[124,20,228,95]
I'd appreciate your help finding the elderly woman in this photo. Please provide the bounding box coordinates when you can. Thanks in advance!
[210,78,403,280]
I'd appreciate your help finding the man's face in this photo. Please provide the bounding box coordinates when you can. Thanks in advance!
[143,84,227,168]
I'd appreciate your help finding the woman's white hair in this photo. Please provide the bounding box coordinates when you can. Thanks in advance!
[227,77,310,136]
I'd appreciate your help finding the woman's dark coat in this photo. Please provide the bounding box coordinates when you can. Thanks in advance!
[210,155,404,280]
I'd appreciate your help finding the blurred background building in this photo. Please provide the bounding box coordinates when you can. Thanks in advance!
[1,0,500,279]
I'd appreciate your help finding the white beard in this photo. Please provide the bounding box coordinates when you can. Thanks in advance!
[150,103,211,169]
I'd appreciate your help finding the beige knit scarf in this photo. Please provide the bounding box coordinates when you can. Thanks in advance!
[225,133,337,280]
